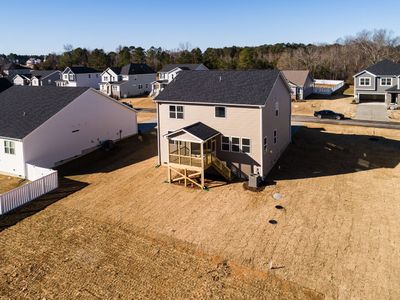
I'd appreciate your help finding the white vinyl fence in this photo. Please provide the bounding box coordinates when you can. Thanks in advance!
[313,79,345,95]
[0,168,58,215]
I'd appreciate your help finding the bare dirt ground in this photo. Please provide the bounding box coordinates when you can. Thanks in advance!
[1,124,400,299]
[123,96,156,109]
[292,95,357,119]
[0,175,26,194]
[389,109,400,121]
[120,96,156,122]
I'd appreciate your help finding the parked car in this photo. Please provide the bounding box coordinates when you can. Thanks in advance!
[314,110,344,120]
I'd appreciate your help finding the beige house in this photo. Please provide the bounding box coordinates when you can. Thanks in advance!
[154,70,292,189]
[282,70,314,100]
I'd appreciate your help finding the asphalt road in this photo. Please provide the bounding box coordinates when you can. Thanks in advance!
[292,115,400,130]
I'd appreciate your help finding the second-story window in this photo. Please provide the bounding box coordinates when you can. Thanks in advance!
[69,74,74,81]
[104,76,109,82]
[275,102,279,117]
[381,78,392,86]
[169,105,184,119]
[138,84,143,89]
[63,74,68,80]
[359,77,371,86]
[215,106,226,118]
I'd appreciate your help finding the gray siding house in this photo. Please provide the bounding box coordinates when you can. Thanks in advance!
[154,70,291,189]
[353,59,400,106]
[282,70,314,100]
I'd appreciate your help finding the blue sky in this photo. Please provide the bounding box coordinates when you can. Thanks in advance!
[2,0,400,54]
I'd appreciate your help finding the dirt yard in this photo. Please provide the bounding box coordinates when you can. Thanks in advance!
[0,175,26,194]
[1,124,400,299]
[292,94,358,118]
[123,96,156,109]
[120,96,156,123]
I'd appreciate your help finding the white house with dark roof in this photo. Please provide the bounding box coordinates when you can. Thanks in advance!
[56,66,101,88]
[1,63,31,78]
[99,63,156,99]
[154,70,291,189]
[0,86,137,178]
[353,59,400,107]
[282,70,314,100]
[12,70,61,86]
[151,63,208,97]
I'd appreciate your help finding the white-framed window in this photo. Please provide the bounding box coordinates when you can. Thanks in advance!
[381,78,392,86]
[273,129,277,144]
[69,74,74,81]
[221,136,230,151]
[359,77,371,86]
[4,140,15,155]
[103,76,109,82]
[263,136,267,152]
[231,137,240,152]
[169,105,184,119]
[241,138,251,154]
[112,85,118,90]
[275,101,279,117]
[215,106,226,118]
[63,74,68,80]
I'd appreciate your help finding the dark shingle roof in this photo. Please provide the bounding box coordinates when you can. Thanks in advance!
[155,70,281,106]
[365,59,400,75]
[120,63,155,75]
[68,66,100,74]
[0,78,12,93]
[385,86,400,92]
[182,122,219,141]
[0,86,89,139]
[31,70,60,78]
[160,64,204,72]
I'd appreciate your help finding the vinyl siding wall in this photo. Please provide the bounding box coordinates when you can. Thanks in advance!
[0,138,25,177]
[158,102,262,177]
[22,90,137,168]
[261,76,292,176]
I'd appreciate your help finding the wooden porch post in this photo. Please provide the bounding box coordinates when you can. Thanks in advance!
[184,168,187,187]
[200,142,205,189]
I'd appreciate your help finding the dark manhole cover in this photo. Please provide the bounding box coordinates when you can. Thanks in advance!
[269,219,278,224]
[275,205,284,210]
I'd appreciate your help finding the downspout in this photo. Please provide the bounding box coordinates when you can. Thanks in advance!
[259,107,264,179]
[157,102,161,165]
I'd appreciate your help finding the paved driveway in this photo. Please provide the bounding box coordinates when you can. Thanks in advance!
[355,103,388,121]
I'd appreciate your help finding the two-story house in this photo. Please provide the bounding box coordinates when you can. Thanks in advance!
[353,59,400,107]
[154,70,291,189]
[13,70,62,86]
[30,70,62,86]
[99,63,156,99]
[56,66,101,88]
[151,63,208,97]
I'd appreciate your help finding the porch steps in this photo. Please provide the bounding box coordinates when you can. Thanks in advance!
[211,155,232,181]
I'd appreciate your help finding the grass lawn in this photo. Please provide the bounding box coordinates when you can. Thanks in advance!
[1,125,400,299]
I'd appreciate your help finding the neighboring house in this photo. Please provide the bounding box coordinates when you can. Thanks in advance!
[154,70,292,189]
[25,57,42,68]
[151,63,208,97]
[30,70,61,86]
[1,63,31,77]
[353,59,400,106]
[282,70,314,100]
[56,66,101,88]
[13,74,32,86]
[0,78,12,93]
[0,86,137,178]
[13,70,61,86]
[99,63,156,99]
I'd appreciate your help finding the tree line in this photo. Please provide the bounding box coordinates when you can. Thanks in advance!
[2,29,399,82]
